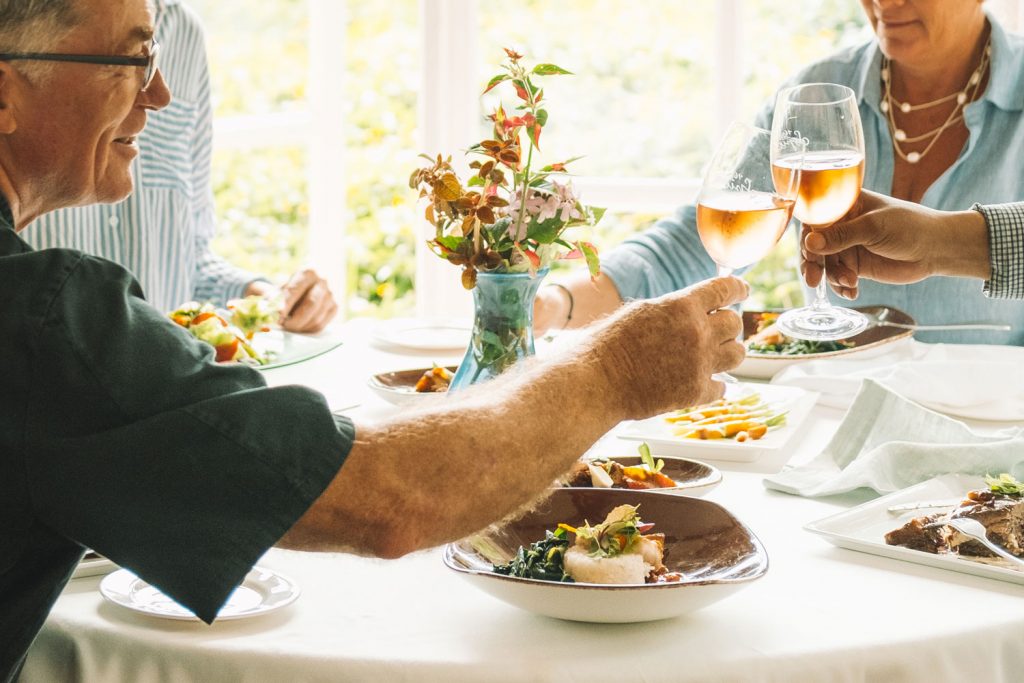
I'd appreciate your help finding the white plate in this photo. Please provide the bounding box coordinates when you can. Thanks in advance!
[805,473,1024,585]
[616,384,818,463]
[371,318,471,353]
[99,566,300,620]
[253,326,344,370]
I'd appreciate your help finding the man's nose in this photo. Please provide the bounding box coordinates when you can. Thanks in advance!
[138,68,171,111]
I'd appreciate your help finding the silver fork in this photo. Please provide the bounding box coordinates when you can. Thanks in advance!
[944,517,1024,569]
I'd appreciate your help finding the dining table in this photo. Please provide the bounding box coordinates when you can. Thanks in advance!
[20,317,1024,683]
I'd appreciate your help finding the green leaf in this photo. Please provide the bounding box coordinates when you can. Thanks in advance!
[986,473,1024,495]
[467,175,485,187]
[579,241,601,277]
[483,73,510,94]
[532,63,573,76]
[637,442,665,473]
[528,216,563,244]
[590,206,606,226]
[536,109,549,127]
[435,235,463,251]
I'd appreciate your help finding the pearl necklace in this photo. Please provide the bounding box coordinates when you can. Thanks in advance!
[880,39,991,164]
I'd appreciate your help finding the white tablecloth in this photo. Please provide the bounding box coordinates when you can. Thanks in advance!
[22,320,1024,682]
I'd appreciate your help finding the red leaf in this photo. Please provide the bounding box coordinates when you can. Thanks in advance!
[524,249,541,268]
[514,82,530,102]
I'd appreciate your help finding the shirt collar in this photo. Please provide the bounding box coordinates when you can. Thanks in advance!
[982,12,1024,112]
[852,12,1024,115]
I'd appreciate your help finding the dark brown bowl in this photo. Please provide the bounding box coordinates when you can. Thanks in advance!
[565,455,722,496]
[444,488,767,622]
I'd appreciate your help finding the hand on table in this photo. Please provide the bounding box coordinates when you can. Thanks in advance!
[246,268,339,333]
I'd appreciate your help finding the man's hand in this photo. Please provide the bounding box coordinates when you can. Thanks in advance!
[801,190,989,299]
[246,268,339,333]
[590,275,748,420]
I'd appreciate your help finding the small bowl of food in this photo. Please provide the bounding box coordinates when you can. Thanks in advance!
[735,306,915,380]
[444,488,768,623]
[562,444,721,497]
[368,365,457,406]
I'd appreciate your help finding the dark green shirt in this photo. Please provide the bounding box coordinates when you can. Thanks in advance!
[0,197,353,681]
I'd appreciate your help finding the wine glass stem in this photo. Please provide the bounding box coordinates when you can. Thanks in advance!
[813,266,830,311]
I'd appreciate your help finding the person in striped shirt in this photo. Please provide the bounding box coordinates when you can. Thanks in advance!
[802,190,1024,301]
[22,0,338,333]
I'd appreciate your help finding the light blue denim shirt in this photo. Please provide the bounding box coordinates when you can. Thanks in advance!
[603,15,1024,345]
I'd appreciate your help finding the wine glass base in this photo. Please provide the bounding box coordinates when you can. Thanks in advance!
[775,306,869,342]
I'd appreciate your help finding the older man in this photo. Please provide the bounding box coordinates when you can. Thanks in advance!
[0,1,746,679]
[25,0,339,331]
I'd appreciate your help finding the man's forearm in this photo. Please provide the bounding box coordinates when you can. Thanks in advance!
[279,346,619,558]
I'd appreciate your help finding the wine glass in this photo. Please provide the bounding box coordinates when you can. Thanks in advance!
[770,82,868,340]
[696,121,803,383]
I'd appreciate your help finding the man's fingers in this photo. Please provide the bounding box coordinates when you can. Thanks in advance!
[685,276,749,312]
[708,307,743,342]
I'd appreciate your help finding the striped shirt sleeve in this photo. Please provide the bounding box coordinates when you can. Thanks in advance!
[974,202,1024,300]
[183,5,266,305]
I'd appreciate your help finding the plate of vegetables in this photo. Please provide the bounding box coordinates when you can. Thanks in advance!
[168,296,344,370]
[443,488,767,623]
[735,306,915,380]
[562,443,722,497]
[617,384,817,463]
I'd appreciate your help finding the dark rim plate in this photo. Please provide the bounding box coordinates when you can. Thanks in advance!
[566,455,721,492]
[744,305,915,358]
[369,366,459,394]
[445,488,768,588]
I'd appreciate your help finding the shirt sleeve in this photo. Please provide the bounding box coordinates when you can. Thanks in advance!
[186,22,268,306]
[974,202,1024,300]
[25,253,351,623]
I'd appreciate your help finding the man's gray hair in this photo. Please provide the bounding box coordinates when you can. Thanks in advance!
[0,0,81,82]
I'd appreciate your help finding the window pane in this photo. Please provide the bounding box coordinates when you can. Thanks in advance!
[343,0,419,316]
[188,0,308,117]
[479,0,719,180]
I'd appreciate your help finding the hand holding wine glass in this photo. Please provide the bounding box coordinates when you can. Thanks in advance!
[695,121,803,383]
[770,82,867,341]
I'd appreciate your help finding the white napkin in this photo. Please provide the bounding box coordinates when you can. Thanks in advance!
[763,379,1024,497]
[771,341,1024,421]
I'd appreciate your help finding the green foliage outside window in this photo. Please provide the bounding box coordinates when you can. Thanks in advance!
[191,0,866,315]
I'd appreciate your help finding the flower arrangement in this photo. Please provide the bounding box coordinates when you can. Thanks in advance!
[410,48,603,290]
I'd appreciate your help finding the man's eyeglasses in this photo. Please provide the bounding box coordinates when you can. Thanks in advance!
[0,40,160,92]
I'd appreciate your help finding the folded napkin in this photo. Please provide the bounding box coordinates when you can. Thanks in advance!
[771,341,1024,421]
[763,379,1024,497]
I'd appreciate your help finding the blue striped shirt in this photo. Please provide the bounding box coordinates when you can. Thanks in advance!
[22,0,261,312]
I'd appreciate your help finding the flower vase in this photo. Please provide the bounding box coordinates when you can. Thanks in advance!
[449,268,549,392]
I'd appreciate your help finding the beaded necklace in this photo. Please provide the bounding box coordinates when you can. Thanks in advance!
[880,39,991,164]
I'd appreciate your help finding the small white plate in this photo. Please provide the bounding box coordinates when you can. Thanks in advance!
[371,318,471,353]
[99,566,300,620]
[805,473,1024,585]
[367,365,456,406]
[616,384,818,463]
[254,327,344,371]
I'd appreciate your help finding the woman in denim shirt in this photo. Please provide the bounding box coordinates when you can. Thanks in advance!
[538,2,1024,346]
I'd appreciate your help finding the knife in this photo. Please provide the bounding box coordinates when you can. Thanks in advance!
[886,498,962,514]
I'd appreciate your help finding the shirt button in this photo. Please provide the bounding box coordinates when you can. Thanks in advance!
[108,215,119,228]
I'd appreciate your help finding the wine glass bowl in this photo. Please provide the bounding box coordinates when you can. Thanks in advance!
[695,121,803,386]
[770,83,869,341]
[696,122,801,278]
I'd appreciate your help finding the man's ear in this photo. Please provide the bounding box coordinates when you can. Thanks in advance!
[0,65,18,135]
